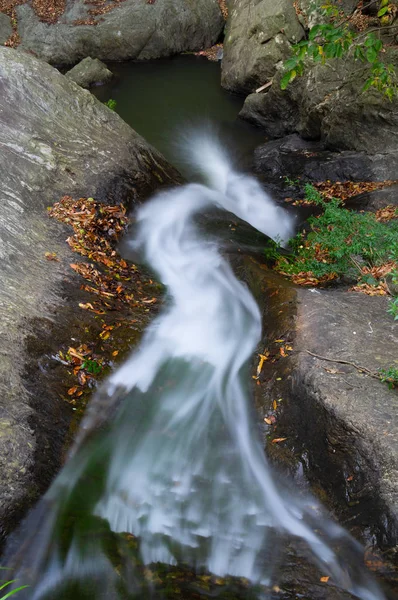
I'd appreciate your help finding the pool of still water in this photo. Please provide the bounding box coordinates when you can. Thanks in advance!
[93,54,266,175]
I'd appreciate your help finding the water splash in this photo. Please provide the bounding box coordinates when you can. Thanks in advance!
[5,136,385,600]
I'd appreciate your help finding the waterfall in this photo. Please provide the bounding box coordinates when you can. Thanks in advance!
[5,136,385,600]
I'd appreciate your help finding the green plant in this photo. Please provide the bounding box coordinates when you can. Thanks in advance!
[104,98,117,111]
[276,185,398,280]
[81,358,102,374]
[281,0,398,99]
[378,366,398,389]
[263,238,283,262]
[388,297,398,320]
[283,176,300,186]
[0,580,29,599]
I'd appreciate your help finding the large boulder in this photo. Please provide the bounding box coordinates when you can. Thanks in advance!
[244,261,398,550]
[240,58,398,154]
[0,12,12,44]
[221,0,304,94]
[14,0,224,65]
[0,46,180,546]
[252,135,398,183]
[65,56,113,88]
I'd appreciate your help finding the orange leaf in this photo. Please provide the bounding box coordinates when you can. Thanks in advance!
[67,386,78,396]
[320,576,330,583]
[271,437,287,444]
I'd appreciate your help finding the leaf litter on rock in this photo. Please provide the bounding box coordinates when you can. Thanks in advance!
[48,195,161,404]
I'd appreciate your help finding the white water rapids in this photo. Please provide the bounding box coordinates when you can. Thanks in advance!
[6,137,386,600]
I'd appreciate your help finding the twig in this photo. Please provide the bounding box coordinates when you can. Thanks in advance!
[256,80,273,93]
[305,350,380,380]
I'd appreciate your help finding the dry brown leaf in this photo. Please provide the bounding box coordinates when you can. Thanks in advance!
[271,437,287,444]
[45,252,59,261]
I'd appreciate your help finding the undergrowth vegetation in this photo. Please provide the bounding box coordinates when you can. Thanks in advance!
[273,184,398,288]
[265,183,398,388]
[282,0,398,99]
[0,580,28,599]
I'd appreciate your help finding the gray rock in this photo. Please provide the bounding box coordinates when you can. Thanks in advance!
[65,56,113,88]
[253,135,398,183]
[346,184,398,211]
[245,261,398,549]
[299,0,357,28]
[0,46,180,545]
[0,12,12,44]
[16,0,224,65]
[221,0,304,94]
[240,58,398,155]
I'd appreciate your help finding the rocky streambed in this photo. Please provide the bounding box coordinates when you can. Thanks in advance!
[0,0,397,596]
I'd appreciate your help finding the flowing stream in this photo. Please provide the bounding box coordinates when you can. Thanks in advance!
[5,136,386,600]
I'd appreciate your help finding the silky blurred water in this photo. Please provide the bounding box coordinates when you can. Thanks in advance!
[3,136,386,600]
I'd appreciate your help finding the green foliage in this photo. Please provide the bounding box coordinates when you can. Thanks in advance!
[388,296,398,320]
[104,98,117,111]
[387,270,398,319]
[263,238,283,262]
[378,365,398,389]
[81,358,102,374]
[0,580,29,599]
[281,0,398,99]
[283,176,300,186]
[277,184,398,280]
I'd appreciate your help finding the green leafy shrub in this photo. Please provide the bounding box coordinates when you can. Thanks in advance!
[281,0,398,99]
[276,185,398,281]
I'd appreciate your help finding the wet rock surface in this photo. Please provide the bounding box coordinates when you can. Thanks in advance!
[15,0,224,65]
[65,56,113,88]
[252,135,398,184]
[240,57,398,154]
[242,260,398,557]
[0,46,180,547]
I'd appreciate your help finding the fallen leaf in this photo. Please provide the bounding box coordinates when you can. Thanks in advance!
[255,353,268,377]
[45,252,59,261]
[78,371,87,386]
[67,386,78,396]
[271,437,287,444]
[112,350,119,357]
[320,576,330,583]
[79,302,94,310]
[273,400,278,410]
